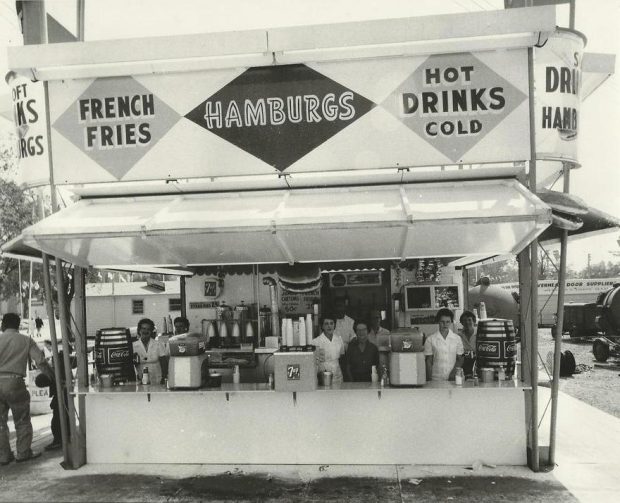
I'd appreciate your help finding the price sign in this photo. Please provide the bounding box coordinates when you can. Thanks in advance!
[280,289,319,315]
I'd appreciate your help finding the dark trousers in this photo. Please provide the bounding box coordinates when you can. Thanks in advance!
[0,377,33,461]
[49,384,68,443]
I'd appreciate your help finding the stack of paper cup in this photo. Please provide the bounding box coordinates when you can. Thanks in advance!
[286,318,294,347]
[298,317,306,346]
[281,318,287,347]
[305,314,313,344]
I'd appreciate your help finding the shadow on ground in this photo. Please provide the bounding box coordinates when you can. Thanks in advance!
[37,473,579,502]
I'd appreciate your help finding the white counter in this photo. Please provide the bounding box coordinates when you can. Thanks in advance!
[77,380,529,465]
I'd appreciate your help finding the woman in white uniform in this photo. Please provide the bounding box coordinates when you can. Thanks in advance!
[312,314,345,384]
[133,318,169,384]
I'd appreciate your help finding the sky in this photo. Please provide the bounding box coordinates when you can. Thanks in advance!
[0,0,619,271]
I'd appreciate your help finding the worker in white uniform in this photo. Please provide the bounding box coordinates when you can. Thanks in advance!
[424,308,464,381]
[333,298,355,350]
[312,314,345,384]
[133,318,169,384]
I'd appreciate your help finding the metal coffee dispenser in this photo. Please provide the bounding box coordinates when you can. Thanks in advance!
[388,328,426,386]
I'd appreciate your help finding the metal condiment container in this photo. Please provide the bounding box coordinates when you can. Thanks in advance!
[480,367,495,383]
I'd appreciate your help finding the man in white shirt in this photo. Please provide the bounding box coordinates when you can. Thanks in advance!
[367,309,390,347]
[424,308,464,381]
[334,298,355,349]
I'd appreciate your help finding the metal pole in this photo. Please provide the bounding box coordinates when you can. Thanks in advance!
[527,45,540,472]
[18,259,24,319]
[549,164,571,465]
[72,266,87,467]
[55,257,80,467]
[461,268,469,314]
[180,276,187,319]
[41,253,70,464]
[569,0,576,30]
[76,0,86,41]
[28,261,33,331]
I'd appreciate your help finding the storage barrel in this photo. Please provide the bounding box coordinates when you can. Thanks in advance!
[476,319,517,379]
[94,327,136,384]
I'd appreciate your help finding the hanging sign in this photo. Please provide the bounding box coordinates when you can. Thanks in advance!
[7,72,50,187]
[47,49,530,187]
[534,29,585,163]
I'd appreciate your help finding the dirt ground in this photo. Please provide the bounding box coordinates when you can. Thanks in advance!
[537,328,620,419]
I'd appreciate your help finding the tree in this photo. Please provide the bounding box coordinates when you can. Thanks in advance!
[0,135,37,305]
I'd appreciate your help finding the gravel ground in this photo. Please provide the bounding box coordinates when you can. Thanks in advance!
[537,328,620,419]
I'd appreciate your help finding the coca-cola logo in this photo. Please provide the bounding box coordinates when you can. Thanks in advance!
[477,342,500,357]
[505,341,517,356]
[108,348,130,362]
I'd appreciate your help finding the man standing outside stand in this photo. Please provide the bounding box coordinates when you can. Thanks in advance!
[0,313,54,464]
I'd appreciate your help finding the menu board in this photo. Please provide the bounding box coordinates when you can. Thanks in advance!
[280,289,319,315]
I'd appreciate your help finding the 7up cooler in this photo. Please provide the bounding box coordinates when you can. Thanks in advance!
[476,319,518,379]
[94,328,136,384]
[274,351,317,392]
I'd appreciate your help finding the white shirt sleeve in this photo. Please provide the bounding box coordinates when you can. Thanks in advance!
[424,336,433,356]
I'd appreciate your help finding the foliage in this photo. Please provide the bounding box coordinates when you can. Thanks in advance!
[0,137,36,302]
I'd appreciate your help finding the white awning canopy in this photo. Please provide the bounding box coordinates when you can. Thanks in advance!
[4,180,550,269]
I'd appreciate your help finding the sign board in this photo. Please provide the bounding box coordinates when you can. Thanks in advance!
[534,29,584,162]
[8,73,49,187]
[46,49,530,186]
[280,289,319,315]
[496,277,620,296]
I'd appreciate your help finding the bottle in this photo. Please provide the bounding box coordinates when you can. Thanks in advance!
[142,367,150,385]
[455,368,464,386]
[498,365,506,381]
[233,365,240,384]
[479,302,488,320]
[371,365,379,383]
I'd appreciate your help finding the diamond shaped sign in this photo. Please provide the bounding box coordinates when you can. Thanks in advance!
[382,53,527,163]
[53,77,180,180]
[185,64,375,172]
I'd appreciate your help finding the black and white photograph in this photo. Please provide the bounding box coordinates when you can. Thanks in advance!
[0,1,618,501]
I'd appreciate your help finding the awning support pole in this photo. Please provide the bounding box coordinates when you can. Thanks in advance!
[180,276,187,319]
[72,266,88,466]
[549,163,571,466]
[41,253,70,466]
[527,44,540,472]
[54,257,81,468]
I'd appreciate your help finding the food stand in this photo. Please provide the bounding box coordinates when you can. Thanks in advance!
[2,5,597,469]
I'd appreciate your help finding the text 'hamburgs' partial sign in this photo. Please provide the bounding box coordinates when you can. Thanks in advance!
[8,73,49,187]
[184,64,375,172]
[535,29,585,162]
[47,50,530,186]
